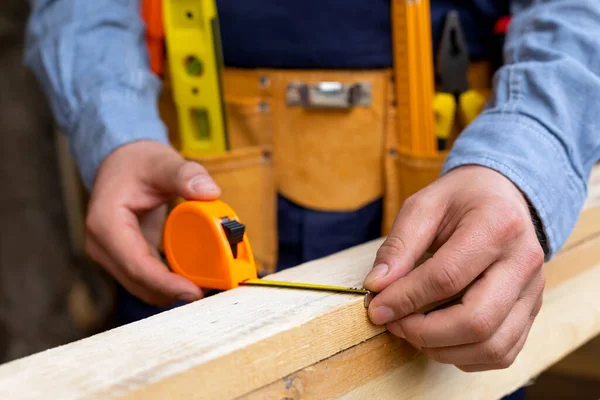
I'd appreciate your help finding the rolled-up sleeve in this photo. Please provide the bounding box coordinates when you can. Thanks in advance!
[443,0,600,260]
[24,0,170,190]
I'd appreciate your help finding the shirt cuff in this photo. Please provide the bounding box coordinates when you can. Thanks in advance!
[69,85,170,191]
[441,112,587,260]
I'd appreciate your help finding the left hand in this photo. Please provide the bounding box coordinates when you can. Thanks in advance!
[363,165,546,372]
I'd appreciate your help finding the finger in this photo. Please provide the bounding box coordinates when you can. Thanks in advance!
[368,212,503,325]
[456,309,537,372]
[85,235,175,306]
[388,251,544,348]
[420,272,544,365]
[139,205,168,249]
[363,193,448,293]
[149,149,220,200]
[87,205,204,306]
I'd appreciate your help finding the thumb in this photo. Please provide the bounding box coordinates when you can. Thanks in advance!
[363,196,445,293]
[152,151,221,200]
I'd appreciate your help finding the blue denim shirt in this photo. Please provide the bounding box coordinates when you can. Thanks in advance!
[23,0,600,261]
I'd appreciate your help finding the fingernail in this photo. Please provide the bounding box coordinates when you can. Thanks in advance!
[364,293,375,308]
[370,306,395,325]
[364,263,389,285]
[178,292,200,303]
[190,177,218,194]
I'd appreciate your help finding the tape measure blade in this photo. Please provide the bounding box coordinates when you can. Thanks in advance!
[240,279,369,295]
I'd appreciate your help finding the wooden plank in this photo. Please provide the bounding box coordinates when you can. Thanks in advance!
[343,262,600,400]
[245,226,600,399]
[0,238,386,400]
[563,163,600,250]
[0,213,599,400]
[583,162,600,209]
[0,167,599,399]
[548,335,600,381]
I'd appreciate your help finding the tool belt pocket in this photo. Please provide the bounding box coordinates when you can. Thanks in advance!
[382,108,447,235]
[270,71,388,212]
[187,146,278,276]
[224,97,272,149]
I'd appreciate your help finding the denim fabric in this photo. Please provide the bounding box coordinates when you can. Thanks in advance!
[23,0,600,263]
[442,0,600,259]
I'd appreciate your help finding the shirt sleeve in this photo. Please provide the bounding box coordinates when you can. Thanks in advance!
[23,0,170,190]
[442,0,600,260]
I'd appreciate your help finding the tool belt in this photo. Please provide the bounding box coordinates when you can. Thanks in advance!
[158,61,493,275]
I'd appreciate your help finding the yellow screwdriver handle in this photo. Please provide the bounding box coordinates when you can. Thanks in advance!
[459,90,488,126]
[433,92,456,149]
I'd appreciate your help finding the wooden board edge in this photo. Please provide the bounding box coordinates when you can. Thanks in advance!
[118,299,385,400]
[340,263,600,400]
[546,335,600,381]
[561,205,600,251]
[242,227,600,399]
[1,203,600,400]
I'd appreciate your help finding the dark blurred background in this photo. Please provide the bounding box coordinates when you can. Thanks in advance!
[0,0,115,363]
[0,1,598,398]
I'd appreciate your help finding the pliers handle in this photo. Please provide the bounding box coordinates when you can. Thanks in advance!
[434,10,487,150]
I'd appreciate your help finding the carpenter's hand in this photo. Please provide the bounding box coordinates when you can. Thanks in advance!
[85,140,220,306]
[363,165,545,372]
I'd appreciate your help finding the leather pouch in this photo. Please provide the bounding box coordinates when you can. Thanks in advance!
[382,108,447,236]
[269,70,389,211]
[160,70,278,275]
[222,68,273,150]
[381,61,493,235]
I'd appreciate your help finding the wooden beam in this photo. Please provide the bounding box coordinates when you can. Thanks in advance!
[0,239,387,399]
[548,336,600,382]
[245,222,600,399]
[563,164,600,249]
[0,167,599,399]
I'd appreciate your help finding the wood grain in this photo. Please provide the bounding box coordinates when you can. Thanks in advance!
[549,335,600,382]
[341,262,600,400]
[563,163,600,250]
[245,226,600,400]
[0,166,598,399]
[0,239,386,400]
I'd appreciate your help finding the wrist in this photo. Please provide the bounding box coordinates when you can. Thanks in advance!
[441,112,583,260]
[443,164,549,257]
[70,86,169,192]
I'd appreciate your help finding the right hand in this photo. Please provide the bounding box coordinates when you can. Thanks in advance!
[84,140,221,306]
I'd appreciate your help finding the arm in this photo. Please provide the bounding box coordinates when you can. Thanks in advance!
[24,0,220,307]
[364,0,600,372]
[24,0,169,190]
[443,0,600,259]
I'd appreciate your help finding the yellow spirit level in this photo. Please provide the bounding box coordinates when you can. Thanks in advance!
[144,0,229,158]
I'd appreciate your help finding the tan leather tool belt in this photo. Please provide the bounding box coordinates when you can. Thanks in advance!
[160,62,492,275]
[223,67,391,212]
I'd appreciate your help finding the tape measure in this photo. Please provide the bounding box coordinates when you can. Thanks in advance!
[162,200,368,295]
[161,200,472,313]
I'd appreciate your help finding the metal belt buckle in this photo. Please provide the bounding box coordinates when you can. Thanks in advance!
[286,81,372,109]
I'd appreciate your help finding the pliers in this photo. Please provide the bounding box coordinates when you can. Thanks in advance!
[433,10,487,150]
